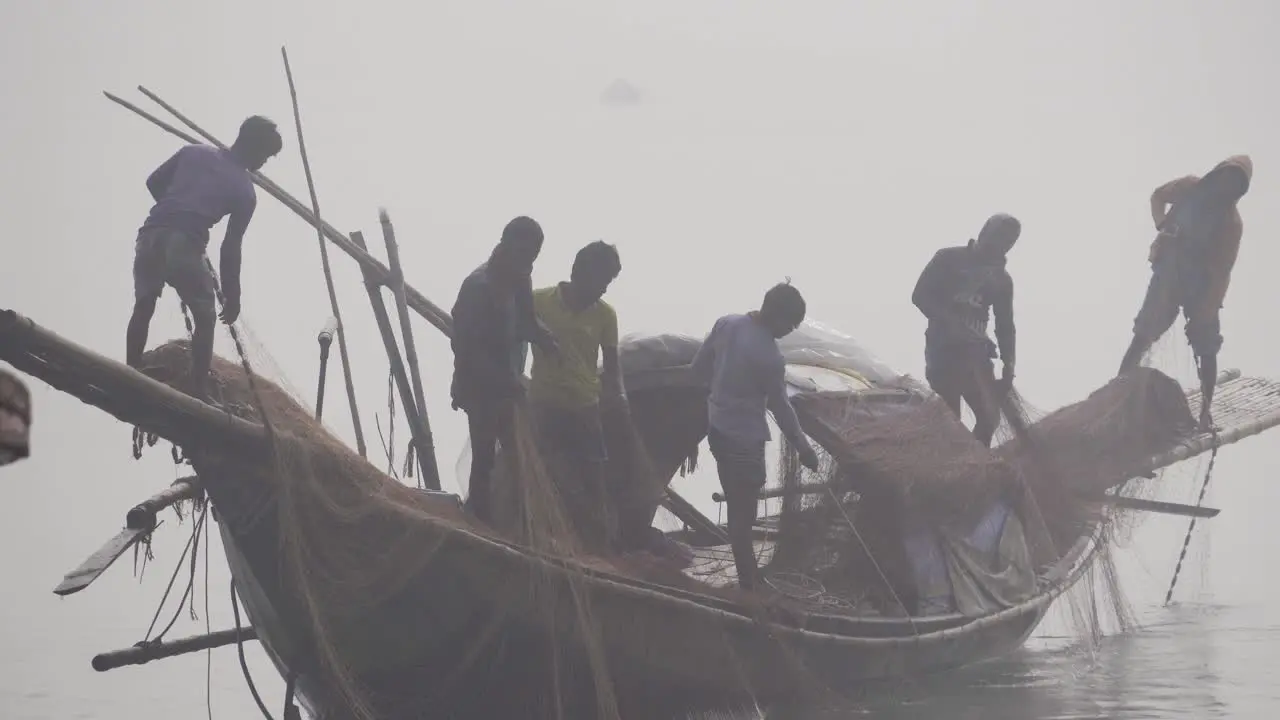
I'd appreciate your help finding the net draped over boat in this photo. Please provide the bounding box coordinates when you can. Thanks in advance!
[137,315,1198,718]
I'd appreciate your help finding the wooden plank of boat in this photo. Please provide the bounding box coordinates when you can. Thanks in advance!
[54,476,203,596]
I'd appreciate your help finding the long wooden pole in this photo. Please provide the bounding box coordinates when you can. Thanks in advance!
[0,310,266,454]
[350,232,430,481]
[379,210,440,489]
[102,88,455,338]
[92,627,257,671]
[281,47,367,458]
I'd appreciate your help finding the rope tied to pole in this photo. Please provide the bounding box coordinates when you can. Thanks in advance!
[1164,430,1219,605]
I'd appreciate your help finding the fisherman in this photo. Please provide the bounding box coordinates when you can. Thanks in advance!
[529,240,626,548]
[911,213,1019,448]
[1119,156,1253,431]
[450,216,559,523]
[691,282,821,591]
[125,116,283,400]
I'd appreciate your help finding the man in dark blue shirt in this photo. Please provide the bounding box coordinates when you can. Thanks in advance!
[450,216,558,523]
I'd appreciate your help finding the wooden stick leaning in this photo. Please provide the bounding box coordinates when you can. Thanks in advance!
[281,46,368,458]
[380,210,441,489]
[101,88,455,339]
[350,231,432,484]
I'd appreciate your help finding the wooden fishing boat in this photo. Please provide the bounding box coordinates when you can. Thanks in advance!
[6,308,1279,720]
[12,82,1276,720]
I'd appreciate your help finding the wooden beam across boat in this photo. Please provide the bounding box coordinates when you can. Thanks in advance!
[54,476,204,596]
[0,309,268,456]
[91,627,258,672]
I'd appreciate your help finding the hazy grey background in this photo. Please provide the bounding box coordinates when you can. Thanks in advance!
[2,1,1279,718]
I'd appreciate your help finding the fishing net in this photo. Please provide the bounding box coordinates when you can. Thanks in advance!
[142,340,628,720]
[137,318,1202,719]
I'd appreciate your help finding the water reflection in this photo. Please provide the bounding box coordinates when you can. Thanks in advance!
[694,604,1240,720]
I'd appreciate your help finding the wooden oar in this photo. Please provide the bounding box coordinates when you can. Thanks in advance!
[53,477,202,596]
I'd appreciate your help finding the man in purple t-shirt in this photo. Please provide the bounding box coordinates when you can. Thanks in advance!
[125,116,282,398]
[691,281,820,590]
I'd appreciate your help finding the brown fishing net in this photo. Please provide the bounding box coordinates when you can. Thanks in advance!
[143,341,629,720]
[762,367,1194,627]
[139,332,1200,718]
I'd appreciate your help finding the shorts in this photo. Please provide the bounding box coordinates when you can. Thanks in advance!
[133,227,216,315]
[532,402,608,464]
[707,427,767,492]
[1132,256,1223,357]
[924,340,996,399]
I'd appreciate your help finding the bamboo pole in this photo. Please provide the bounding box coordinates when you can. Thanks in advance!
[92,627,258,671]
[350,232,431,481]
[126,476,204,530]
[0,310,267,455]
[102,88,455,338]
[282,46,367,458]
[380,210,440,489]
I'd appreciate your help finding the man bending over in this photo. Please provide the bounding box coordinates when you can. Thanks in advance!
[691,281,821,591]
[911,213,1019,447]
[126,116,282,399]
[1119,156,1252,431]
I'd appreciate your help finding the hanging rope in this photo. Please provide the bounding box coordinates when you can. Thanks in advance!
[1163,432,1219,605]
[232,579,277,720]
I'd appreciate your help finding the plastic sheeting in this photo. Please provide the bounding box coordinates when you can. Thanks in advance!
[905,499,1038,617]
[618,319,927,394]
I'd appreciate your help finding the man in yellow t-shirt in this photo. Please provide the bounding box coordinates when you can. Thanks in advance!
[530,241,626,546]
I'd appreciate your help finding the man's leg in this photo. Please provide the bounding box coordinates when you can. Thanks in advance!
[960,357,1001,448]
[709,430,766,590]
[166,233,218,399]
[925,344,963,417]
[465,406,499,523]
[1121,265,1180,374]
[723,479,761,590]
[126,296,160,369]
[127,230,165,368]
[576,406,612,549]
[1186,309,1224,430]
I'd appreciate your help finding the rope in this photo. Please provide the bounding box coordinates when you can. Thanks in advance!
[823,486,920,633]
[1163,431,1219,605]
[231,579,277,720]
[139,504,206,644]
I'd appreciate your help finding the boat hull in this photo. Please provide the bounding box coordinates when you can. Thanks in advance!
[203,454,1062,720]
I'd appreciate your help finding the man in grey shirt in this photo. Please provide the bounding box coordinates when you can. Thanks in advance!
[691,282,820,590]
